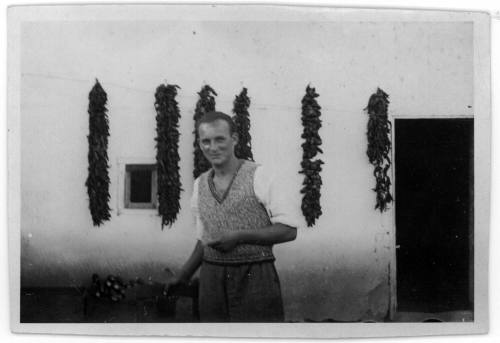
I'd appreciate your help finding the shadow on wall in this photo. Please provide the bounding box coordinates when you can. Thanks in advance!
[20,232,190,289]
[20,255,391,323]
[279,265,391,322]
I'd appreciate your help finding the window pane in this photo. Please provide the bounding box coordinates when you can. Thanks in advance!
[130,170,152,203]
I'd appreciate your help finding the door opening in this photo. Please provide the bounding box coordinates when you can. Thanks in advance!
[395,118,473,313]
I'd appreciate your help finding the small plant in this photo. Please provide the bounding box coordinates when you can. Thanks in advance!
[89,273,147,302]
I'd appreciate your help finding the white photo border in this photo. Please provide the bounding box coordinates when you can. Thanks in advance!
[7,4,491,338]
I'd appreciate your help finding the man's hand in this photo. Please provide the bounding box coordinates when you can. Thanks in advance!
[162,240,204,296]
[207,232,241,252]
[163,274,188,296]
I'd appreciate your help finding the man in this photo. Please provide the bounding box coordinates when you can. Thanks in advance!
[166,111,299,322]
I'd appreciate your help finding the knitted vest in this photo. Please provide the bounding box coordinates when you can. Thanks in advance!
[198,160,275,264]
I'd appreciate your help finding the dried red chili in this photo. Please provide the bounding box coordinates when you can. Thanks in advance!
[85,79,111,227]
[299,85,324,227]
[193,85,217,179]
[232,87,254,161]
[154,84,183,228]
[365,88,393,212]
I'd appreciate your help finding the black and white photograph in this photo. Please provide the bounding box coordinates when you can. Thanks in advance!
[7,3,491,338]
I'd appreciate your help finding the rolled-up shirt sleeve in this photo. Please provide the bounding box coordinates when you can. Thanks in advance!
[254,166,302,229]
[190,178,204,241]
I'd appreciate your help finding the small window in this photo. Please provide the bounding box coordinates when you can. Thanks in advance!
[124,164,157,209]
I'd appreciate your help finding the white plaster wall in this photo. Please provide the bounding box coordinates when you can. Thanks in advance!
[20,18,473,321]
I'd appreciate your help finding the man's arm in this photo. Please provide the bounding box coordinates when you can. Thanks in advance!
[237,223,297,245]
[207,223,296,252]
[175,177,204,283]
[165,240,204,294]
[176,240,204,282]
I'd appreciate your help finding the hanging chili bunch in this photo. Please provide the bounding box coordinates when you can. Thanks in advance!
[85,79,111,227]
[193,85,217,178]
[154,84,183,228]
[299,85,324,227]
[232,87,254,161]
[365,88,393,212]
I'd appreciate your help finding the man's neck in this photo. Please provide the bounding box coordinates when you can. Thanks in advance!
[212,157,240,178]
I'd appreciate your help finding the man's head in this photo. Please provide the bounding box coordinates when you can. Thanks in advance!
[196,111,238,167]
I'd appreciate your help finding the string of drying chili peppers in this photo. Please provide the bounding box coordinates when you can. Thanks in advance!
[85,79,111,227]
[232,87,254,161]
[365,88,393,212]
[193,85,217,179]
[299,85,324,227]
[154,84,183,228]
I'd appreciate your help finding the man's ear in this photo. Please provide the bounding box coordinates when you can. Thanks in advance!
[232,132,239,145]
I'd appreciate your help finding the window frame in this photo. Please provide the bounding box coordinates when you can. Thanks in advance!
[124,164,157,209]
[117,157,159,216]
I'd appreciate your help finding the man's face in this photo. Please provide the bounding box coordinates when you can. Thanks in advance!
[198,119,238,167]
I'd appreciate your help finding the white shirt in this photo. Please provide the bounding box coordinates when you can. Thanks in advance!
[191,165,301,241]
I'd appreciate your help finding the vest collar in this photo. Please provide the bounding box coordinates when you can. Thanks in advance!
[208,159,245,204]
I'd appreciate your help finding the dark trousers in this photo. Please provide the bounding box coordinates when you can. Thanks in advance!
[198,260,284,322]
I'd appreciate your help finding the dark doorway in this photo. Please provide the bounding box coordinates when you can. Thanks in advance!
[395,118,473,313]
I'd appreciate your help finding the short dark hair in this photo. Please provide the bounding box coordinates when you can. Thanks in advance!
[196,111,236,135]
